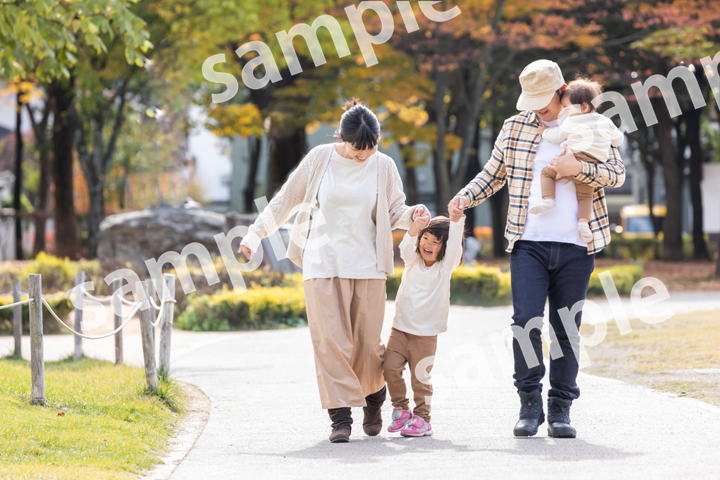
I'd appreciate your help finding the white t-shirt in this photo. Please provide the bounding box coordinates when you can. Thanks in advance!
[521,119,586,248]
[393,217,465,337]
[302,147,385,281]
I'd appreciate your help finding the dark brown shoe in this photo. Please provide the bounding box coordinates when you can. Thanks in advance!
[363,386,386,436]
[328,407,352,443]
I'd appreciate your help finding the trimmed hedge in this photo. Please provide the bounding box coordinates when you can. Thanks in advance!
[176,286,306,332]
[387,265,513,306]
[588,263,644,297]
[172,263,645,331]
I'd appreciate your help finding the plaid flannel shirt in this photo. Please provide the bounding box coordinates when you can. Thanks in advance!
[457,110,626,255]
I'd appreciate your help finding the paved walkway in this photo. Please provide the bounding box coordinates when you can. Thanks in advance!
[3,291,720,479]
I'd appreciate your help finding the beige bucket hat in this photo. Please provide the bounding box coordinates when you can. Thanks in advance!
[516,60,566,111]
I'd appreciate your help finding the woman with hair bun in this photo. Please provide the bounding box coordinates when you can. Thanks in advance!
[239,98,428,443]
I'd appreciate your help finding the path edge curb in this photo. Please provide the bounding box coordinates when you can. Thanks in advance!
[139,381,211,480]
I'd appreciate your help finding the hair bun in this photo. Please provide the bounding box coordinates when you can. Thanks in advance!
[342,97,363,111]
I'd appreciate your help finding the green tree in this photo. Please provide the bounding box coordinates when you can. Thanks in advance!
[0,0,152,258]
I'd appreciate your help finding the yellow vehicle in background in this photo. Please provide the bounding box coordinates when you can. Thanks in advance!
[618,205,666,238]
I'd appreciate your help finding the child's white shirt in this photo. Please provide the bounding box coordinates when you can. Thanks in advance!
[542,112,624,162]
[392,217,465,337]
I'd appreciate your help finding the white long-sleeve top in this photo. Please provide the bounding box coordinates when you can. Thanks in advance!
[542,112,624,162]
[392,217,465,337]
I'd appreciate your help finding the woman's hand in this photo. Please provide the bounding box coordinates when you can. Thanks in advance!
[413,205,429,220]
[408,206,431,236]
[238,245,253,260]
[550,148,583,179]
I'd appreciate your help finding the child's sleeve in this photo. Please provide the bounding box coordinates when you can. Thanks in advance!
[611,125,624,147]
[442,216,466,272]
[399,232,418,265]
[542,126,570,144]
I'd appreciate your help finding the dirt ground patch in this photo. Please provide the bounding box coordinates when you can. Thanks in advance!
[582,309,720,406]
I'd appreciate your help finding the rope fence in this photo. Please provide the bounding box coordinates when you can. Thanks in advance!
[5,273,178,405]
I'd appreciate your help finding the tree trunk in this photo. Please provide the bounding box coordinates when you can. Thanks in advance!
[27,101,52,256]
[14,92,24,260]
[685,108,708,259]
[86,182,104,258]
[118,154,130,210]
[267,125,306,201]
[48,79,79,259]
[400,143,419,207]
[653,100,683,261]
[243,135,262,212]
[78,119,106,259]
[463,122,482,232]
[432,35,452,213]
[33,144,50,255]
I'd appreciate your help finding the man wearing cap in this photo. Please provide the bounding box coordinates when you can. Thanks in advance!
[448,60,625,438]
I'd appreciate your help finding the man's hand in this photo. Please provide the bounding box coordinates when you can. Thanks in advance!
[448,196,467,221]
[550,148,583,179]
[449,205,464,222]
[238,245,253,260]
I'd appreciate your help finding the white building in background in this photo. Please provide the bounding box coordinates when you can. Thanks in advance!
[187,105,233,212]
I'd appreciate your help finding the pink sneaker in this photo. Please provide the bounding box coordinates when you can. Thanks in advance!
[400,416,433,437]
[387,408,413,433]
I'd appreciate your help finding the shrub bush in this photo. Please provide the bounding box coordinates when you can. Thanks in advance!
[599,234,660,260]
[0,294,73,335]
[386,264,512,306]
[176,285,306,332]
[388,262,643,305]
[588,263,644,297]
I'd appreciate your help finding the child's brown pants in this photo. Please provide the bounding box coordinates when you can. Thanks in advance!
[540,151,599,222]
[383,327,438,423]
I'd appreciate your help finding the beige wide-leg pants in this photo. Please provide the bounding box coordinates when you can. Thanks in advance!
[303,278,387,409]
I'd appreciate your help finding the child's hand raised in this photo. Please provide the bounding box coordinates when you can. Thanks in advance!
[537,124,548,136]
[413,206,431,229]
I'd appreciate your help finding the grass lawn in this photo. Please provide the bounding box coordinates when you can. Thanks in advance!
[0,356,182,479]
[582,309,720,406]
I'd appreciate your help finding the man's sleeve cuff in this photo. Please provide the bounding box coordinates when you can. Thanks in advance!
[575,161,594,182]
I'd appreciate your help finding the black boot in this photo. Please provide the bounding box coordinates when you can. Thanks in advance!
[513,389,545,437]
[362,386,386,436]
[547,397,576,438]
[328,407,352,443]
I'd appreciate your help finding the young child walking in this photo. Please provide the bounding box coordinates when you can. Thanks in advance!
[383,207,465,437]
[530,77,624,243]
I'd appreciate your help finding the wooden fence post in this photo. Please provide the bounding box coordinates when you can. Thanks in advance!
[12,278,21,357]
[112,278,123,365]
[29,274,45,405]
[158,274,175,379]
[147,279,155,347]
[139,280,158,392]
[73,271,84,361]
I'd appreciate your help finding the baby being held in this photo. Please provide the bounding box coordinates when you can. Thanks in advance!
[531,77,624,244]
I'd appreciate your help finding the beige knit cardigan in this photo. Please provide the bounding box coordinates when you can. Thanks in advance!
[242,143,421,275]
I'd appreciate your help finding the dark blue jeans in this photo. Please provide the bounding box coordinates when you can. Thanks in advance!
[509,240,595,400]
